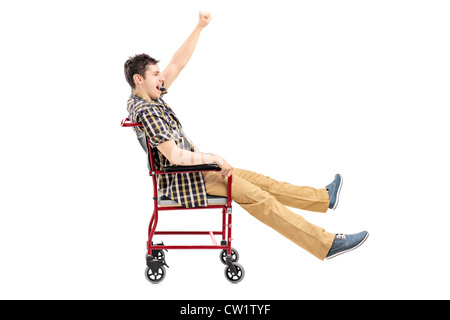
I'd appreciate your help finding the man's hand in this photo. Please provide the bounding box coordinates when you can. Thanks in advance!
[214,155,233,179]
[198,11,212,28]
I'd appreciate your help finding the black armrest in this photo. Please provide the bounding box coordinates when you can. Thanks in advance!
[162,164,221,173]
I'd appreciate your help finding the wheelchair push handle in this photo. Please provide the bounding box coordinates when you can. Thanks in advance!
[121,118,143,127]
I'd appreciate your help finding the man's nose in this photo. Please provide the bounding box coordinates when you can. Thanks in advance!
[160,74,166,82]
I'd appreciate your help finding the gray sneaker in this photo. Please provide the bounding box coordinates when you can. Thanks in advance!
[326,174,343,210]
[326,231,369,259]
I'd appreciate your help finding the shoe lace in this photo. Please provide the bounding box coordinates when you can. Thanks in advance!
[336,233,346,240]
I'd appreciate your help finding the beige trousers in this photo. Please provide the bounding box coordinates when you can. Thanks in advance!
[203,168,335,260]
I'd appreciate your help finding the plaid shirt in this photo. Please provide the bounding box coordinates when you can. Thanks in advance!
[127,89,208,208]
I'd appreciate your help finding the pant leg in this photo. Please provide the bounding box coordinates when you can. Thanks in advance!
[233,168,329,213]
[203,171,334,260]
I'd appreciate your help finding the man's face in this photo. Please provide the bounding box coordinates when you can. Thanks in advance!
[142,64,165,100]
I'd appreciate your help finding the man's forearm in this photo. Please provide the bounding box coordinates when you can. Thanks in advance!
[158,140,221,166]
[171,147,224,166]
[157,140,232,177]
[169,25,204,70]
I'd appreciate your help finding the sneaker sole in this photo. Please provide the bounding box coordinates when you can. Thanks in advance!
[326,232,369,260]
[330,174,343,210]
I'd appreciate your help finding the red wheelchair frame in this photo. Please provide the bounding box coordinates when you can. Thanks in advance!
[121,118,244,284]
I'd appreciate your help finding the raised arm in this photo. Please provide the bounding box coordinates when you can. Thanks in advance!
[162,11,212,89]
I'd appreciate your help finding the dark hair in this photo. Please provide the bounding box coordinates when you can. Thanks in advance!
[124,53,160,89]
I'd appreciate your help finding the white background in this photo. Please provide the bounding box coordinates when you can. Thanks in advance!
[1,0,449,300]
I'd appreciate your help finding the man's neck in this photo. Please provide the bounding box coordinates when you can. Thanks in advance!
[133,89,152,102]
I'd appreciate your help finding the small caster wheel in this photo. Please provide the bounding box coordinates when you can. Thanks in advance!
[220,247,239,265]
[145,265,166,284]
[224,263,245,284]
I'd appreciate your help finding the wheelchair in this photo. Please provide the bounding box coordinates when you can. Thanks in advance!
[121,118,244,284]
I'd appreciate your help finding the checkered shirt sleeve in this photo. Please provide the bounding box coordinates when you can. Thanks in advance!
[137,106,176,149]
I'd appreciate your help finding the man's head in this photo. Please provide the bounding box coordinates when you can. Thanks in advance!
[124,53,165,100]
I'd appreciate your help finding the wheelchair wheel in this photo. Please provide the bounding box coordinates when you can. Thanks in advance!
[220,247,239,265]
[145,266,166,284]
[224,263,245,284]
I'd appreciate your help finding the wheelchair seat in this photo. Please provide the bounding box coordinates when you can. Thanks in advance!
[158,191,228,207]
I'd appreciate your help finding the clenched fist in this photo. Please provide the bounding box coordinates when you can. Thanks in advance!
[198,11,212,28]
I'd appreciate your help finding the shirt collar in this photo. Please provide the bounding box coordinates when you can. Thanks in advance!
[131,87,168,105]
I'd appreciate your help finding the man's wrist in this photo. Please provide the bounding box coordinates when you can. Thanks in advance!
[213,154,225,165]
[200,153,216,165]
[211,153,219,164]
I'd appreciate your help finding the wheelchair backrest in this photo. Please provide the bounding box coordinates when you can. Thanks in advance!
[121,118,156,172]
[136,130,153,171]
[136,130,148,153]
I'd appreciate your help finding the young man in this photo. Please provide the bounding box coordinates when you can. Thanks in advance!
[125,12,368,260]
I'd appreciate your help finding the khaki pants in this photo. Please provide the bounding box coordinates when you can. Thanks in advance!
[203,168,335,260]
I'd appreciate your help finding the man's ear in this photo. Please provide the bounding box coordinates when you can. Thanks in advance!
[133,74,143,86]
